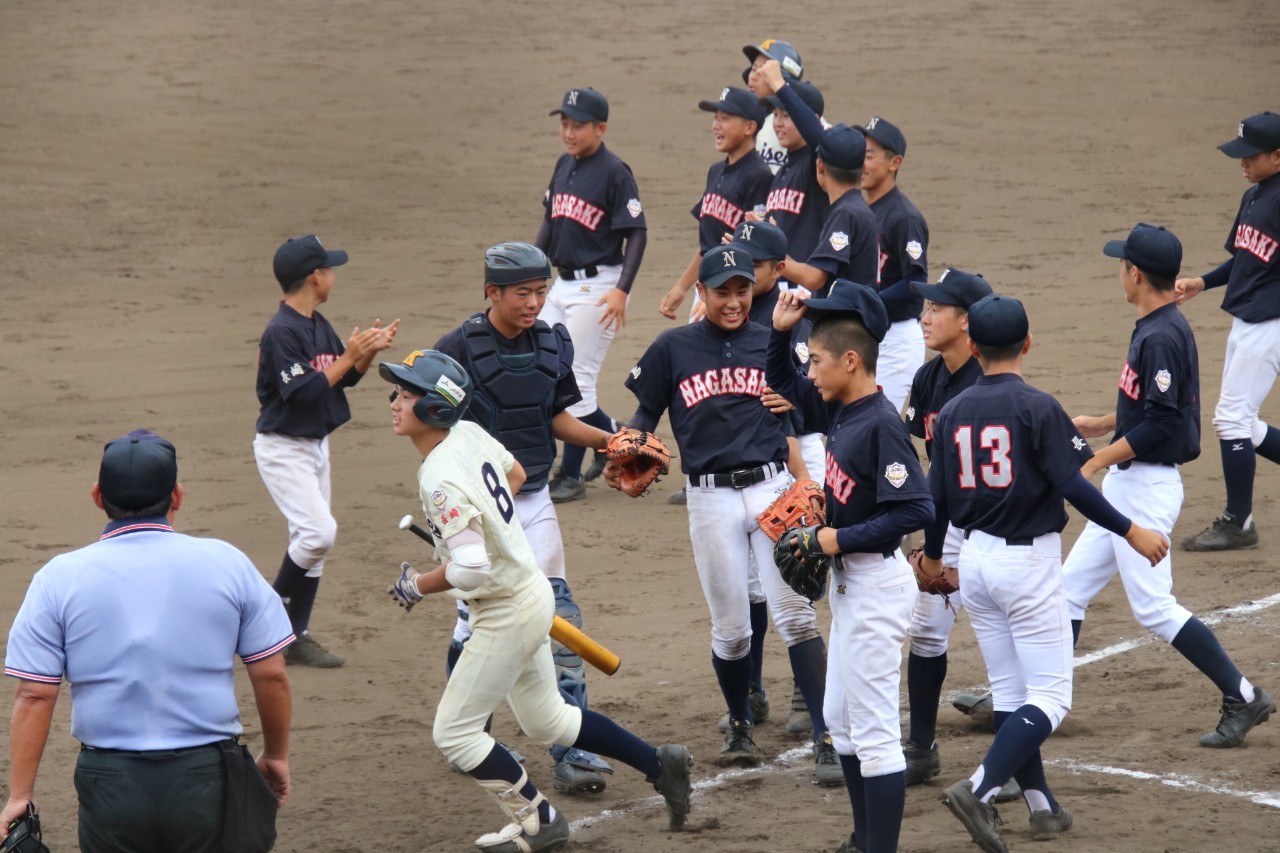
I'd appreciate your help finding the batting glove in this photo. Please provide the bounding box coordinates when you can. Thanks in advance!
[388,562,424,612]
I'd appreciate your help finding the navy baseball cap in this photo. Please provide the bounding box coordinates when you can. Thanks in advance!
[968,295,1029,347]
[98,429,178,510]
[550,87,608,123]
[731,220,789,261]
[742,39,803,80]
[273,235,348,287]
[1103,222,1183,280]
[699,86,767,125]
[764,80,824,116]
[817,124,867,171]
[863,116,906,157]
[699,244,756,289]
[804,279,890,342]
[912,268,993,309]
[1218,112,1280,158]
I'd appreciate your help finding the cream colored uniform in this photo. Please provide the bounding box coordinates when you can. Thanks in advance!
[425,422,582,772]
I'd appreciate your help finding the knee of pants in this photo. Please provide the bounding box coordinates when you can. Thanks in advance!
[908,597,956,657]
[1213,400,1257,441]
[711,632,752,660]
[771,596,820,646]
[909,633,949,658]
[1026,695,1071,731]
[432,717,495,772]
[522,702,581,747]
[1133,601,1192,644]
[291,514,337,571]
[858,746,907,778]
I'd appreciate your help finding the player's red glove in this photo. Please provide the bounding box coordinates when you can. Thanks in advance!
[907,547,959,601]
[603,428,672,497]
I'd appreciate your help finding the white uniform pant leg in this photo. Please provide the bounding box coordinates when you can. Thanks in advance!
[686,481,754,660]
[747,472,822,646]
[876,320,925,415]
[1213,316,1280,443]
[908,524,964,657]
[960,531,1072,730]
[434,581,581,771]
[539,267,624,417]
[798,433,827,486]
[515,487,567,582]
[824,553,914,775]
[253,433,336,575]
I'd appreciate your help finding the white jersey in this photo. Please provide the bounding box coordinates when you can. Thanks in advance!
[756,122,788,174]
[418,421,541,603]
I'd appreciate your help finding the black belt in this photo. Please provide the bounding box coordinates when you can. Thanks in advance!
[964,530,1033,547]
[1116,461,1176,471]
[81,737,235,755]
[689,460,787,489]
[557,265,599,281]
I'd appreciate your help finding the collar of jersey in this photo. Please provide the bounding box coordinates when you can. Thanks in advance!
[976,373,1025,386]
[100,517,175,540]
[1136,301,1180,327]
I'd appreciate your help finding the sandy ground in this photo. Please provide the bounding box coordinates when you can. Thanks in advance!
[2,0,1279,850]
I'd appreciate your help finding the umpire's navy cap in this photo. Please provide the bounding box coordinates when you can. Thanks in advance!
[863,116,906,157]
[273,235,348,287]
[699,87,767,126]
[804,279,890,343]
[699,244,756,289]
[99,429,178,510]
[1103,223,1182,280]
[732,220,788,261]
[742,39,804,80]
[968,295,1029,347]
[817,124,867,172]
[550,87,608,123]
[1218,112,1280,158]
[763,80,824,117]
[912,268,993,309]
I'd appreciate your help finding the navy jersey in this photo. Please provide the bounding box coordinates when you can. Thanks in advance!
[692,152,773,254]
[1113,302,1200,465]
[255,303,359,439]
[542,143,646,269]
[905,355,984,456]
[930,374,1094,539]
[871,186,929,322]
[748,285,780,327]
[807,188,879,289]
[625,321,789,474]
[1219,173,1280,322]
[763,146,828,267]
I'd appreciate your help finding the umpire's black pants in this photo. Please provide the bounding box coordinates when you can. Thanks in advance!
[75,741,226,853]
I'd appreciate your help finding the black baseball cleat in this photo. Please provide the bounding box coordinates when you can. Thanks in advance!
[583,450,608,482]
[1180,512,1258,551]
[651,744,693,830]
[1199,687,1276,747]
[548,473,586,504]
[903,740,941,786]
[717,719,762,767]
[942,780,1007,853]
[1029,805,1074,840]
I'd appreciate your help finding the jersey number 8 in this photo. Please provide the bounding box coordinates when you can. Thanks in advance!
[954,425,1013,489]
[482,462,515,523]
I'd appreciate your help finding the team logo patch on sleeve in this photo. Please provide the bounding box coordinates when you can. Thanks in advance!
[794,341,810,363]
[884,462,908,488]
[906,240,924,260]
[1072,436,1087,451]
[829,231,850,251]
[630,365,642,379]
[436,375,466,406]
[1155,369,1172,393]
[905,406,916,421]
[627,198,643,218]
[430,489,447,508]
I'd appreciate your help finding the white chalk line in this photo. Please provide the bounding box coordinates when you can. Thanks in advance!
[573,591,1280,831]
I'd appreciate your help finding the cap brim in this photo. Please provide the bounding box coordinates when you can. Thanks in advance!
[1218,137,1266,157]
[734,242,774,261]
[550,107,600,123]
[701,269,756,289]
[742,45,770,63]
[1101,240,1129,260]
[699,99,741,116]
[322,248,348,268]
[911,281,963,306]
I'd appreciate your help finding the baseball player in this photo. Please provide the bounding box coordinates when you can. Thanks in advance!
[622,244,841,784]
[765,282,934,853]
[1066,223,1275,746]
[741,39,806,174]
[537,87,646,503]
[379,349,692,852]
[434,242,617,794]
[921,294,1169,852]
[659,86,772,322]
[898,269,993,786]
[254,235,398,668]
[862,117,928,414]
[1176,111,1280,551]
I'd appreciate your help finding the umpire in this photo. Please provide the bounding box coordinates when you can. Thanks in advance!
[2,429,295,852]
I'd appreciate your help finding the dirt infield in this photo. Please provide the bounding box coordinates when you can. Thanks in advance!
[2,0,1279,850]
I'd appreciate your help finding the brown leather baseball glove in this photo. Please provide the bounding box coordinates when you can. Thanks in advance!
[603,428,672,497]
[907,547,959,597]
[757,479,826,542]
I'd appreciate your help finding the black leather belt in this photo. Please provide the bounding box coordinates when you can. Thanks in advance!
[557,265,599,280]
[1116,461,1176,471]
[689,460,786,489]
[964,530,1033,547]
[81,737,234,755]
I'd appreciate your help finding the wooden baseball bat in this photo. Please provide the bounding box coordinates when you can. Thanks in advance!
[398,515,622,675]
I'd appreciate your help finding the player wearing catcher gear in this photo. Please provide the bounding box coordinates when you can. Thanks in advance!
[922,295,1169,852]
[862,117,928,414]
[766,282,931,853]
[623,245,840,784]
[254,235,398,667]
[741,39,805,174]
[537,87,646,503]
[380,349,692,852]
[434,242,618,794]
[1065,224,1275,747]
[1176,111,1280,551]
[898,269,992,786]
[659,87,772,322]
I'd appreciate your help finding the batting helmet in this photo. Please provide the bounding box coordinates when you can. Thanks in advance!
[485,242,552,289]
[741,39,803,84]
[378,349,473,429]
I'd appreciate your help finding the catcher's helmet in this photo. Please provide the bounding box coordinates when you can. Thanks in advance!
[485,241,552,289]
[378,349,473,429]
[741,39,804,84]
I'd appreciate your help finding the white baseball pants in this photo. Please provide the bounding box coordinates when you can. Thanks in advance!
[539,265,624,417]
[1212,315,1280,444]
[908,524,965,658]
[878,319,925,415]
[253,432,335,575]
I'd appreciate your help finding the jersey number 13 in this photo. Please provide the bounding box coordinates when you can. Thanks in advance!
[954,425,1013,489]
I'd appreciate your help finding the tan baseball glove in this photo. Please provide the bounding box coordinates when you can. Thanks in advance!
[907,547,959,598]
[603,428,672,497]
[757,479,826,542]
